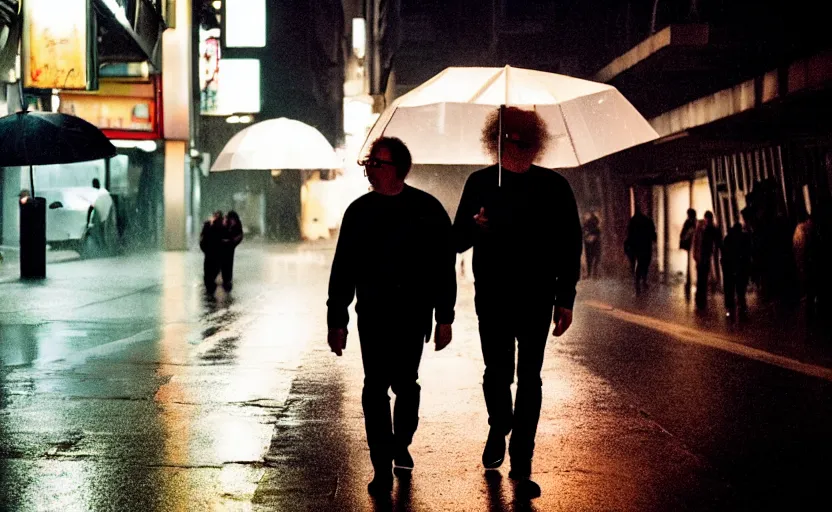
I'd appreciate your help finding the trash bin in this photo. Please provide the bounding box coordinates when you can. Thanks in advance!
[20,196,46,279]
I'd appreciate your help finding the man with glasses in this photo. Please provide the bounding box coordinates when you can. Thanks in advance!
[327,136,457,497]
[453,107,582,499]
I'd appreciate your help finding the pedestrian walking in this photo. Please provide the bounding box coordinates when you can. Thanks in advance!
[679,208,697,292]
[220,211,244,292]
[625,208,657,295]
[583,212,601,278]
[200,211,225,294]
[722,222,753,318]
[326,136,457,497]
[693,211,722,309]
[453,107,582,499]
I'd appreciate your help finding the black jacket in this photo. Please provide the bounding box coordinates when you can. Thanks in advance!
[453,165,582,309]
[327,185,457,335]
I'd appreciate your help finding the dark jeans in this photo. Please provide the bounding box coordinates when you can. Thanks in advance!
[585,242,600,278]
[203,256,220,292]
[220,249,236,291]
[723,270,749,312]
[475,291,553,464]
[357,317,426,472]
[696,261,712,308]
[631,250,651,294]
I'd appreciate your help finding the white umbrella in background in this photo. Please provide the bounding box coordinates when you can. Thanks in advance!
[211,117,341,171]
[360,65,658,170]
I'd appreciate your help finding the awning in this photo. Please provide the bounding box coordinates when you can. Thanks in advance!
[593,23,821,120]
[93,0,166,70]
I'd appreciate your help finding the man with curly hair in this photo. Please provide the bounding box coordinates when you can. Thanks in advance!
[453,107,582,498]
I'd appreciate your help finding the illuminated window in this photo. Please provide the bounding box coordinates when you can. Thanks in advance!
[225,0,266,48]
[214,59,261,114]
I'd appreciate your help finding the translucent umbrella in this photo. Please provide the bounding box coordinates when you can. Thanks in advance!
[360,65,658,170]
[211,117,341,171]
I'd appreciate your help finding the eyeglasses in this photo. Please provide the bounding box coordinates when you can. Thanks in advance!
[358,157,396,169]
[504,134,534,150]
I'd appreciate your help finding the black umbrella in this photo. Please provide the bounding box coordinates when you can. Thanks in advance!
[0,110,117,197]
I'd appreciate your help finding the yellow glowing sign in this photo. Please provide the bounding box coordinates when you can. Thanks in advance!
[23,0,90,90]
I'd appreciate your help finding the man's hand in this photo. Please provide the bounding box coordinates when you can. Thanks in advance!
[328,328,348,356]
[552,307,573,337]
[433,323,452,351]
[473,207,489,231]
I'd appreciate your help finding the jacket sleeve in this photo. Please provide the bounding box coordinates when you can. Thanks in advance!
[433,202,457,325]
[326,206,357,329]
[452,174,478,254]
[233,225,244,246]
[554,178,583,310]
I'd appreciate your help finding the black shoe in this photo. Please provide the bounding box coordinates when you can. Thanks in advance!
[393,447,414,471]
[482,431,506,469]
[367,474,393,496]
[513,478,542,499]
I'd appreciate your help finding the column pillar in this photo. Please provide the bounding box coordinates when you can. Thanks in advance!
[164,141,187,249]
[162,0,192,251]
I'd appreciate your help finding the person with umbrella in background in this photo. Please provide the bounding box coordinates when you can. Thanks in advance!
[0,109,117,278]
[453,107,582,499]
[326,136,456,497]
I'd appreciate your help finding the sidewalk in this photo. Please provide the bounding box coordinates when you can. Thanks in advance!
[252,276,736,511]
[576,276,832,370]
[0,245,81,282]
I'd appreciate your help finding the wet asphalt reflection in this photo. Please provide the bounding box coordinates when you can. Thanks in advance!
[0,242,829,511]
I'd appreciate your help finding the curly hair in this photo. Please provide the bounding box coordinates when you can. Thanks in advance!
[481,107,550,162]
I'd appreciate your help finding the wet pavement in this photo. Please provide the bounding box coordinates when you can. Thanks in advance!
[1,242,830,510]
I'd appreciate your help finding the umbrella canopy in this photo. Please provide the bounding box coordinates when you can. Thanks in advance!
[211,117,341,171]
[0,111,117,167]
[360,65,659,168]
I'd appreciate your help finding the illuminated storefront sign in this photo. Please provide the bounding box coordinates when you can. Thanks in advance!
[58,78,162,140]
[225,0,266,48]
[199,31,221,114]
[203,58,260,115]
[22,0,94,90]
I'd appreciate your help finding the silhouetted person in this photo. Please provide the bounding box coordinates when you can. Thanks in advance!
[220,211,244,292]
[92,178,100,189]
[693,211,721,309]
[200,211,224,294]
[680,208,697,292]
[453,107,582,499]
[625,209,657,295]
[583,212,601,278]
[327,137,456,497]
[722,222,752,318]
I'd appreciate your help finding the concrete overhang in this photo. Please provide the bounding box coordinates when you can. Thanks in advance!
[594,24,710,83]
[592,23,799,119]
[649,49,832,139]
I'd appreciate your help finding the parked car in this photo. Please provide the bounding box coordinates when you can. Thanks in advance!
[41,187,118,258]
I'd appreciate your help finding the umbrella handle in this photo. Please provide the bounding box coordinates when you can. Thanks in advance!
[498,104,503,188]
